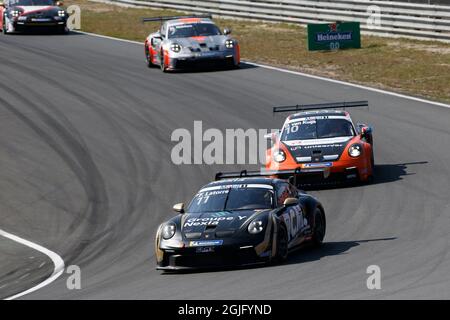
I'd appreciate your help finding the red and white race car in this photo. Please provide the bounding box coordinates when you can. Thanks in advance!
[1,0,68,34]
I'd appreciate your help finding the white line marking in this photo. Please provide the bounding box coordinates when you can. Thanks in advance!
[0,229,65,300]
[76,30,143,45]
[74,31,450,110]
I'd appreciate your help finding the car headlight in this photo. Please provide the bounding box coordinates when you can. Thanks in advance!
[273,150,286,163]
[170,43,181,53]
[58,10,66,17]
[11,10,20,17]
[161,223,176,240]
[248,220,264,234]
[225,39,234,49]
[348,144,362,158]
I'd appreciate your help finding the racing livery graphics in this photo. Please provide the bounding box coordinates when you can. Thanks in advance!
[143,15,240,72]
[266,101,374,184]
[0,0,68,34]
[155,172,326,270]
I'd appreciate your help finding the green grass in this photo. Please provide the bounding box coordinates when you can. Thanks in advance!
[69,0,450,103]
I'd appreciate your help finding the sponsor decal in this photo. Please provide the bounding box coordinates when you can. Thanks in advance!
[315,32,353,42]
[183,214,249,227]
[189,240,223,247]
[298,143,344,149]
[183,216,234,227]
[196,246,215,253]
[200,184,274,192]
[303,162,332,168]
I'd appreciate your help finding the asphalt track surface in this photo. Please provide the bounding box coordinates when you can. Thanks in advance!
[0,32,449,299]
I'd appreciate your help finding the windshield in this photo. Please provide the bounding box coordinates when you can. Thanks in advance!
[9,0,54,5]
[168,23,221,39]
[187,186,274,213]
[281,118,355,140]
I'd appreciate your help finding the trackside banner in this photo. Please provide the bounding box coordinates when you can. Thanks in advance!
[307,22,361,51]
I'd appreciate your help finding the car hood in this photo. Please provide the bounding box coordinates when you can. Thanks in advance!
[283,136,353,162]
[12,5,60,15]
[171,35,228,50]
[181,209,270,235]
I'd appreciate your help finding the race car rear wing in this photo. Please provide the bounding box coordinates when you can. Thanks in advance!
[142,14,212,23]
[215,168,302,181]
[273,100,369,114]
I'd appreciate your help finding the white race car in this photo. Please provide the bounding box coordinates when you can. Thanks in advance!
[143,15,240,72]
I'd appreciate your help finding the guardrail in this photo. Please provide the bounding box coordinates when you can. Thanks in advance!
[106,0,450,42]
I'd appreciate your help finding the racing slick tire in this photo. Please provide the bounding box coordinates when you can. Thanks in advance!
[226,57,240,70]
[57,26,69,35]
[368,150,375,183]
[160,51,168,73]
[311,208,326,247]
[362,149,375,184]
[273,224,289,264]
[145,46,155,68]
[229,63,240,70]
[2,16,11,34]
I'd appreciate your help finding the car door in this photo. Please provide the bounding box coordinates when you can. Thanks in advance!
[0,1,5,29]
[276,182,308,248]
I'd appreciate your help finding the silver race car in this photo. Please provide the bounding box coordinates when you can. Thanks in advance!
[143,15,240,72]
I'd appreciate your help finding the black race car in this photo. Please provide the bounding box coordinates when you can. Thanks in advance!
[0,0,68,34]
[155,170,326,270]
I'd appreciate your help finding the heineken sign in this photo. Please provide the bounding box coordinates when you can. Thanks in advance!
[307,22,361,51]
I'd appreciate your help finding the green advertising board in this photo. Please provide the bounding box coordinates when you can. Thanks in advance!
[307,22,361,51]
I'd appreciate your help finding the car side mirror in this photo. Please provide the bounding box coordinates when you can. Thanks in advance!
[361,126,373,138]
[223,28,232,35]
[173,203,185,214]
[283,197,298,207]
[264,130,281,141]
[151,36,162,46]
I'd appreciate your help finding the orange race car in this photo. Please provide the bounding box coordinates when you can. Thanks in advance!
[265,101,374,185]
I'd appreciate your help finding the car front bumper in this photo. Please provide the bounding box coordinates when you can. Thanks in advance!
[156,235,270,270]
[157,245,267,271]
[167,50,238,70]
[15,19,66,29]
[269,158,370,184]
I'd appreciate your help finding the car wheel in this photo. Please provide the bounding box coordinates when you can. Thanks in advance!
[57,25,68,35]
[274,224,288,263]
[145,49,153,68]
[371,150,375,170]
[362,150,375,184]
[3,16,10,34]
[312,208,325,247]
[160,51,167,72]
[145,47,153,68]
[368,150,375,182]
